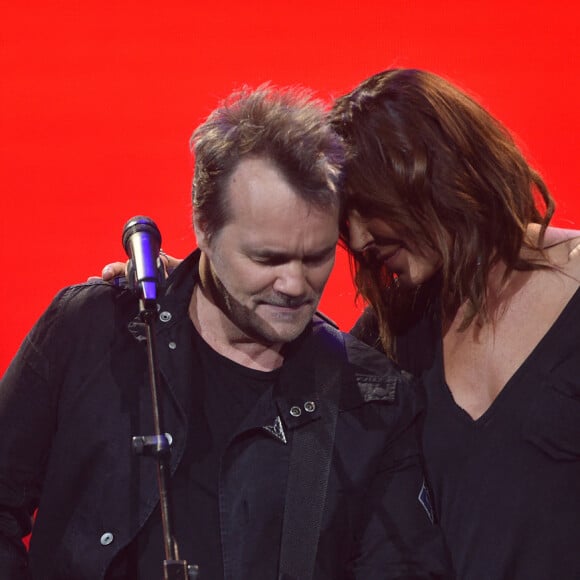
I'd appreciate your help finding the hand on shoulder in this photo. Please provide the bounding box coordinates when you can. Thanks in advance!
[541,225,580,279]
[541,225,580,249]
[87,253,183,284]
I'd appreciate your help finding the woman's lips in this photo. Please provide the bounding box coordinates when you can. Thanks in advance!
[362,242,404,269]
[380,245,403,269]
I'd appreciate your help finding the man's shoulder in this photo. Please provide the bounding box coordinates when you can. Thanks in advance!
[349,307,381,350]
[310,317,413,403]
[303,321,424,432]
[53,280,133,311]
[33,281,136,338]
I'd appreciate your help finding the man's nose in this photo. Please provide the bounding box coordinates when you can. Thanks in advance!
[272,261,308,297]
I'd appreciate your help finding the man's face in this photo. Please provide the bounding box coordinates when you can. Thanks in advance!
[197,156,339,347]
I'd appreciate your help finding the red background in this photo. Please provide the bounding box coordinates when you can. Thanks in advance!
[1,1,579,374]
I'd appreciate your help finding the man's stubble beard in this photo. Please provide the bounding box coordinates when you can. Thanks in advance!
[206,264,318,347]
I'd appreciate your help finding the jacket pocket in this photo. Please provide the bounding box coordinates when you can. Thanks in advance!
[523,379,580,461]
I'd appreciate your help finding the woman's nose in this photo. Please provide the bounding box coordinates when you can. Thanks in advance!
[347,214,373,252]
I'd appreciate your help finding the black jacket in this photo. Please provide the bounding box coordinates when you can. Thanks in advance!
[0,251,450,579]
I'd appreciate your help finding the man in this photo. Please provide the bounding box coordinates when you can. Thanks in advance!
[0,86,449,579]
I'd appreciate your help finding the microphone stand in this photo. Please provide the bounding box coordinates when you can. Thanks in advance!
[131,288,200,580]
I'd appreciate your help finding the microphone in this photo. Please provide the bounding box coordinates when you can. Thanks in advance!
[122,215,163,310]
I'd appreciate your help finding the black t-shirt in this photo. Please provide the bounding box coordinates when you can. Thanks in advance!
[419,288,580,579]
[353,292,580,579]
[108,322,279,579]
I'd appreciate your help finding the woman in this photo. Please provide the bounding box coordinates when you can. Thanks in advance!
[331,69,580,579]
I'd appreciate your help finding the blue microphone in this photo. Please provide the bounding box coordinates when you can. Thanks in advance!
[122,215,162,310]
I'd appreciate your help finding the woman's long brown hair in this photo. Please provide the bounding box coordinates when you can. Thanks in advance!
[331,69,554,359]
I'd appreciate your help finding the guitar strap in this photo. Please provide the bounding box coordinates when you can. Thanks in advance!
[278,323,345,580]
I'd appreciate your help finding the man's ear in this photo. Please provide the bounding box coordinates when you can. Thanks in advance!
[193,218,210,253]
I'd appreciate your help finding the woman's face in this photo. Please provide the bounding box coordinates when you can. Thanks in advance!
[347,209,441,288]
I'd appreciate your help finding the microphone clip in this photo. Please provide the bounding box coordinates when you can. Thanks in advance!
[126,257,166,312]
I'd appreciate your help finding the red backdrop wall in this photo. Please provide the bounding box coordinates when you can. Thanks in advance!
[1,1,578,373]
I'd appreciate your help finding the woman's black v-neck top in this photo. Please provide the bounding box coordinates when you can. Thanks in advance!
[352,289,580,579]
